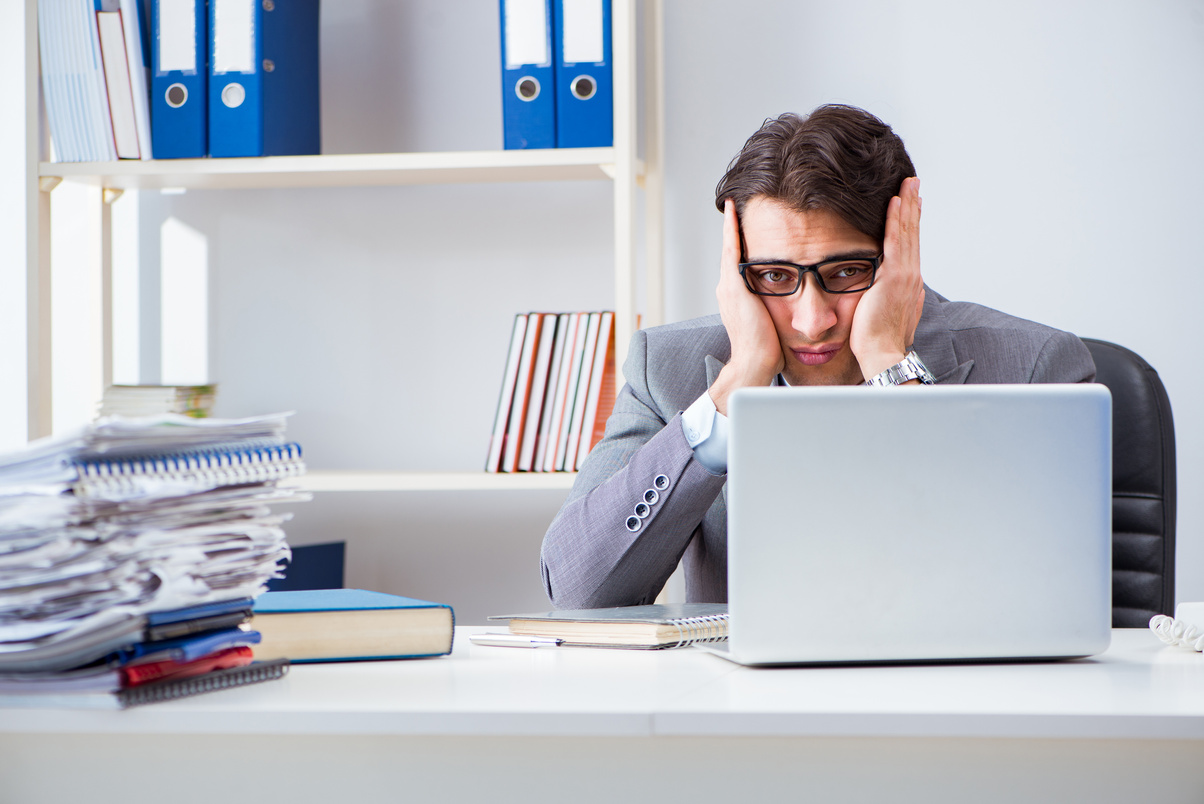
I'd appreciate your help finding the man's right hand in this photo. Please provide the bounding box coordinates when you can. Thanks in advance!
[710,199,784,415]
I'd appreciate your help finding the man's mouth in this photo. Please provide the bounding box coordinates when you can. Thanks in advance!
[792,346,841,366]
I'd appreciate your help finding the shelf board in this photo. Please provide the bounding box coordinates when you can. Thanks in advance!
[39,148,636,191]
[290,470,578,492]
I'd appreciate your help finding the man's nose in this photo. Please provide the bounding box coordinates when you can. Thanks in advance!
[789,274,837,340]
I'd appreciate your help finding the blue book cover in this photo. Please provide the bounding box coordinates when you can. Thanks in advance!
[250,589,455,663]
[111,627,261,666]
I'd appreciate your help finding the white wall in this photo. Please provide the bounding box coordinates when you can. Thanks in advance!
[11,0,1202,619]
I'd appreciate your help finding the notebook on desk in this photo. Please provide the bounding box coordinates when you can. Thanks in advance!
[708,383,1113,666]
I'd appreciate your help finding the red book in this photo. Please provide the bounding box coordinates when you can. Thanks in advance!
[121,645,255,688]
[576,312,616,469]
[518,313,559,472]
[486,314,529,472]
[502,313,544,472]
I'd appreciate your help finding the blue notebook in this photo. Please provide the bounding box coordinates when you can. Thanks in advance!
[250,590,455,663]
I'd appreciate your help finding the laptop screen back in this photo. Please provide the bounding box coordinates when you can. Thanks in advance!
[725,384,1112,665]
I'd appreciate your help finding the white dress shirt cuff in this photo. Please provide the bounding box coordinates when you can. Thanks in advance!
[681,390,729,474]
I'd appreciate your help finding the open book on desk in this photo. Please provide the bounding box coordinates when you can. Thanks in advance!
[485,603,728,649]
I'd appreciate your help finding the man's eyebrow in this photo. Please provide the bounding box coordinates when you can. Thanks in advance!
[745,248,881,264]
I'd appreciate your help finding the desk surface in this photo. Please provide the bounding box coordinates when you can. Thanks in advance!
[3,628,1203,741]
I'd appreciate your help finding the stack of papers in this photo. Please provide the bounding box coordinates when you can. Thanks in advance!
[0,413,308,695]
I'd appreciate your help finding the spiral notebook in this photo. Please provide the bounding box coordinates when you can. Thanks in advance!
[71,441,305,497]
[487,603,728,649]
[0,658,290,709]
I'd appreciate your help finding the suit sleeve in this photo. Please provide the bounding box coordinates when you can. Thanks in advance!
[540,329,727,609]
[1031,330,1096,383]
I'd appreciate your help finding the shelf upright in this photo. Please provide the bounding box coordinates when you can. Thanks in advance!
[25,0,51,440]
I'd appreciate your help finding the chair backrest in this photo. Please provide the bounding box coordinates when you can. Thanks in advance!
[1082,339,1176,627]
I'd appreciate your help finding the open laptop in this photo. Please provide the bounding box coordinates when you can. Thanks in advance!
[710,383,1112,666]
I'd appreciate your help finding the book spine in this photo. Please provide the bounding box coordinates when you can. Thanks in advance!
[486,314,528,472]
[117,658,289,708]
[518,313,559,472]
[550,312,588,471]
[533,313,571,472]
[577,311,615,467]
[502,312,544,472]
[563,313,601,471]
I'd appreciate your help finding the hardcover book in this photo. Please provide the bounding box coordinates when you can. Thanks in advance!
[249,589,455,663]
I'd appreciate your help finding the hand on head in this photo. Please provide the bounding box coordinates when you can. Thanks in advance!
[709,199,785,415]
[848,176,926,380]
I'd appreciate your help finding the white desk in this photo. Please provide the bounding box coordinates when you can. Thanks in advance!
[2,629,1202,803]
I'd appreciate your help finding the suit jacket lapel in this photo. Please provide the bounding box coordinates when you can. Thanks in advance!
[704,354,725,389]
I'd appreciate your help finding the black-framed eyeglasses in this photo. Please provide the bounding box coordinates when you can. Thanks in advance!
[738,254,882,296]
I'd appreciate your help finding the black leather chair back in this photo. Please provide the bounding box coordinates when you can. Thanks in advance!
[1082,339,1176,627]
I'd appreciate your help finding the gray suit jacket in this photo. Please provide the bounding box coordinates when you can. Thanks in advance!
[539,288,1096,609]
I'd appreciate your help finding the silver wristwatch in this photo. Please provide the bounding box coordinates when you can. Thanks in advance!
[863,351,936,386]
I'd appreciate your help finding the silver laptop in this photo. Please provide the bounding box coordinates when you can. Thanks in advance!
[713,383,1112,666]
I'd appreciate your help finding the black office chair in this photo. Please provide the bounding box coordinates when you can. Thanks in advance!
[1082,339,1176,627]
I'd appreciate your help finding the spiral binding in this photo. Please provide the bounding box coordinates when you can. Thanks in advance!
[1149,614,1204,652]
[668,613,729,648]
[71,443,304,497]
[118,659,290,708]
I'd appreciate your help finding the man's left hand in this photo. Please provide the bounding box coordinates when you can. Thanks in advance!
[849,176,926,379]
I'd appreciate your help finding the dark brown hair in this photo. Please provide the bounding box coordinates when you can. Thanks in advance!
[714,104,915,242]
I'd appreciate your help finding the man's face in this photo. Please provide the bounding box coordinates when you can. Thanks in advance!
[740,196,881,386]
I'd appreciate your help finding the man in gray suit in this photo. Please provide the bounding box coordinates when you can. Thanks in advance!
[541,105,1094,610]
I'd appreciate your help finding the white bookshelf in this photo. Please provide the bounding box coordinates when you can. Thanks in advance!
[294,471,577,492]
[38,148,643,191]
[24,0,664,493]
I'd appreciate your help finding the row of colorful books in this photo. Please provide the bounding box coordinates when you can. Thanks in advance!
[486,311,616,473]
[0,412,308,708]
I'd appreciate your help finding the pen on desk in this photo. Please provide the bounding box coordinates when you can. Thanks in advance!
[469,632,563,648]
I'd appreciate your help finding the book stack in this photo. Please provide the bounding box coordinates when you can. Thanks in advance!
[0,412,308,708]
[486,311,616,473]
[98,384,217,419]
[38,0,153,161]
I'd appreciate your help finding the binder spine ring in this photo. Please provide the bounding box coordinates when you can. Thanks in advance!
[668,614,729,649]
[516,76,541,101]
[165,83,188,108]
[570,75,596,100]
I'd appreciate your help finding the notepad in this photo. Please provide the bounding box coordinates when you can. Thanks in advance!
[488,603,728,649]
